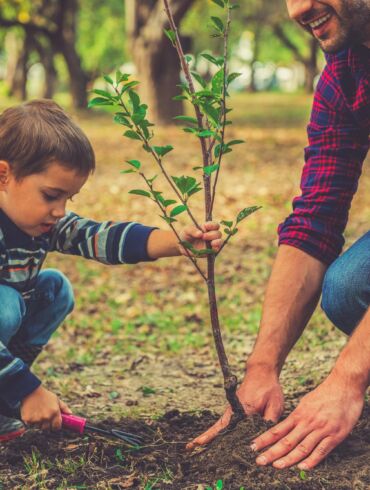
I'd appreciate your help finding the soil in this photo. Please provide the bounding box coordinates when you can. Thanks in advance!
[1,402,369,489]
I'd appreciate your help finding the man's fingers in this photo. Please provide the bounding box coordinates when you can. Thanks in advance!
[252,416,295,452]
[298,435,344,470]
[263,398,284,423]
[51,411,63,431]
[186,409,232,450]
[255,425,310,466]
[202,231,222,241]
[272,430,326,469]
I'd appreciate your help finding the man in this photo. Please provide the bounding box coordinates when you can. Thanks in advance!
[187,0,370,471]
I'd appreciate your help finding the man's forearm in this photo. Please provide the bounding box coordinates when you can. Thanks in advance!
[247,245,327,375]
[331,307,370,394]
[147,230,179,259]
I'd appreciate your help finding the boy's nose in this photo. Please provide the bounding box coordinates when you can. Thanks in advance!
[51,204,66,219]
[286,0,316,20]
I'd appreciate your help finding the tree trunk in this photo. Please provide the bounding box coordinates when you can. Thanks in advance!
[131,37,183,124]
[126,0,195,125]
[52,0,88,108]
[304,38,318,93]
[5,32,29,100]
[249,26,262,93]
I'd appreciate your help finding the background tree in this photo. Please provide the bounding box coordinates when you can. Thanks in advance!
[125,0,195,124]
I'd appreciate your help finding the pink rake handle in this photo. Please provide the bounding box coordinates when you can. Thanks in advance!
[61,413,87,434]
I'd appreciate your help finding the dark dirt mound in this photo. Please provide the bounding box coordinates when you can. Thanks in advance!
[1,405,369,489]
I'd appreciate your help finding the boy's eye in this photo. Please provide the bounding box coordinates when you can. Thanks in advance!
[42,192,59,202]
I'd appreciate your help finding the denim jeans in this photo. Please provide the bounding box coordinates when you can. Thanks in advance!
[0,269,74,347]
[321,231,370,335]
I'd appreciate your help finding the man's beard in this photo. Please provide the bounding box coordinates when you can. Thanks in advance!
[303,1,370,53]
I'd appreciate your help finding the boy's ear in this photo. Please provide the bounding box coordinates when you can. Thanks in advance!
[0,161,11,189]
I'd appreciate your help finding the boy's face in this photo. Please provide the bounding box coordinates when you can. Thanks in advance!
[0,161,88,237]
[286,1,370,53]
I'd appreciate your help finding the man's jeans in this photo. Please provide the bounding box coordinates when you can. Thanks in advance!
[321,231,370,335]
[0,269,74,348]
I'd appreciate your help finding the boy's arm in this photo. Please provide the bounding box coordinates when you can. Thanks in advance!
[50,213,221,263]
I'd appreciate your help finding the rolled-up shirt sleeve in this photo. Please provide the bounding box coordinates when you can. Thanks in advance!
[278,56,369,265]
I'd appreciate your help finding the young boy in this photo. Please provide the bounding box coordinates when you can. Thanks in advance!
[0,99,222,442]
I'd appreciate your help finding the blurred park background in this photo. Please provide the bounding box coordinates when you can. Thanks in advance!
[0,0,324,120]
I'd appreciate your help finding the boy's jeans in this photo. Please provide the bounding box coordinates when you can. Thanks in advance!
[0,269,74,349]
[321,231,370,335]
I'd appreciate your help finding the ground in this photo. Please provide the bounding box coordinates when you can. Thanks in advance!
[0,93,369,489]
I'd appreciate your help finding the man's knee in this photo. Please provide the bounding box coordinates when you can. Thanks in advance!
[39,269,75,315]
[321,253,369,335]
[0,285,25,343]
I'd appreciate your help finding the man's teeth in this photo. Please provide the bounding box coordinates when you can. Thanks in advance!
[309,13,331,29]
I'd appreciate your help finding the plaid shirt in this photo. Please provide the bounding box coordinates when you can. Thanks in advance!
[0,210,155,409]
[278,44,369,265]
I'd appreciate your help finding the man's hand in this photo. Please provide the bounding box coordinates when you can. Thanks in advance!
[20,385,72,431]
[251,374,365,470]
[179,221,222,257]
[187,366,284,449]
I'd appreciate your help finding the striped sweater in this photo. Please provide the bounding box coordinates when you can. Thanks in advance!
[0,209,155,409]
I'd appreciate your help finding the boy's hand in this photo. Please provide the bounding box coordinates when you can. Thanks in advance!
[20,385,72,431]
[179,222,222,257]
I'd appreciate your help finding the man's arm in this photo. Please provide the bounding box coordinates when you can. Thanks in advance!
[252,307,369,470]
[246,244,327,375]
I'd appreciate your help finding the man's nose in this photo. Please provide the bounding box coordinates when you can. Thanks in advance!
[286,0,316,20]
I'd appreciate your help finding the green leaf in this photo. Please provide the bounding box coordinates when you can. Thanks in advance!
[173,95,188,101]
[212,68,225,95]
[198,130,215,138]
[121,81,140,94]
[172,176,198,195]
[180,240,197,253]
[129,189,151,198]
[154,145,173,157]
[103,74,114,85]
[120,169,135,174]
[161,215,177,224]
[164,28,176,45]
[141,386,156,396]
[236,206,261,223]
[185,54,193,64]
[299,470,307,481]
[164,199,177,207]
[88,97,113,108]
[147,175,158,184]
[126,159,141,169]
[201,53,219,65]
[228,139,244,146]
[173,115,198,124]
[202,103,220,126]
[211,16,224,32]
[227,72,242,84]
[191,71,207,88]
[220,220,233,227]
[212,0,225,7]
[92,89,112,99]
[183,127,198,134]
[230,3,240,9]
[128,90,140,111]
[115,71,129,84]
[124,130,141,141]
[187,183,202,197]
[204,164,219,175]
[114,113,131,127]
[196,248,217,256]
[170,205,187,217]
[216,480,223,490]
[132,105,147,125]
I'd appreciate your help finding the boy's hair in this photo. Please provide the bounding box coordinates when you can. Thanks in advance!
[0,99,95,180]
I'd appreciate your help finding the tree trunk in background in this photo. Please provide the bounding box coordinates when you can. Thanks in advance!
[304,38,319,93]
[51,0,88,108]
[249,26,262,93]
[126,0,195,125]
[5,32,29,100]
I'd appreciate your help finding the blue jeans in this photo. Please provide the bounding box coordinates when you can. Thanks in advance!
[321,231,370,335]
[0,269,74,347]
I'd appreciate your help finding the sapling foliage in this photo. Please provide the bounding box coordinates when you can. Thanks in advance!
[89,0,261,429]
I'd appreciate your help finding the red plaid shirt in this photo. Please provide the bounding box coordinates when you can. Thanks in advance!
[278,44,369,265]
